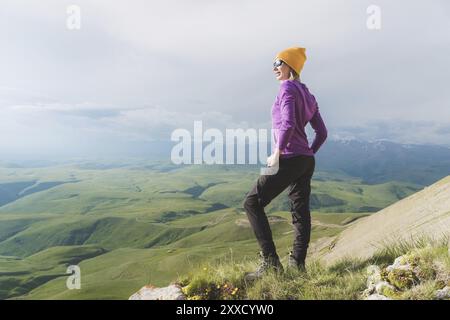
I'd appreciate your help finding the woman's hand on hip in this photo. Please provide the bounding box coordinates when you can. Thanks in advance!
[267,149,280,167]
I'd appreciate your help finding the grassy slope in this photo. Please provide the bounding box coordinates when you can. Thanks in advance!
[178,240,450,300]
[2,210,361,299]
[0,163,421,299]
[0,245,106,299]
[0,165,421,215]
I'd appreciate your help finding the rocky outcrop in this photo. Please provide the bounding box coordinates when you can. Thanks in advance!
[363,265,395,299]
[435,286,450,300]
[129,284,186,300]
[366,293,392,300]
[363,250,449,300]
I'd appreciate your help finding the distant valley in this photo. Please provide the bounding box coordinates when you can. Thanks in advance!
[0,139,449,299]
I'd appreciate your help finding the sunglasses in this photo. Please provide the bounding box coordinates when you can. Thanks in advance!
[273,60,284,68]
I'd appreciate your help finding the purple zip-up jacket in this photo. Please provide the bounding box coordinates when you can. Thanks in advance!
[272,80,327,158]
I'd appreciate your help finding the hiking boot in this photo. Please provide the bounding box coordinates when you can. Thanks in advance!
[244,252,284,281]
[286,251,306,273]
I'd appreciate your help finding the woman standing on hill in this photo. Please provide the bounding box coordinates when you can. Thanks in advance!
[243,47,328,280]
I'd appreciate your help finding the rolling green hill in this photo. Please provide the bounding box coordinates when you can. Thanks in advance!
[4,210,365,300]
[0,160,422,299]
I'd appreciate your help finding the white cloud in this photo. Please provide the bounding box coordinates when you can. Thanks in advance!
[331,119,450,146]
[0,99,255,157]
[1,0,450,156]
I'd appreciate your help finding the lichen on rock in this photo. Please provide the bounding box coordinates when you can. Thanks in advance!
[362,245,450,300]
[386,268,418,290]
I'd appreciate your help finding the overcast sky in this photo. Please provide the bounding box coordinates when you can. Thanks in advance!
[1,0,450,158]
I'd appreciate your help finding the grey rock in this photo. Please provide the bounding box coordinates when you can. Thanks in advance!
[386,255,412,273]
[129,284,186,300]
[365,293,392,300]
[375,281,396,296]
[366,265,381,287]
[435,286,450,300]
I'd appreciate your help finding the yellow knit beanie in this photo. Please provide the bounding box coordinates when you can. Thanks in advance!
[275,47,307,75]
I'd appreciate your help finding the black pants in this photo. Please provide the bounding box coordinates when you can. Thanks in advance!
[243,154,315,264]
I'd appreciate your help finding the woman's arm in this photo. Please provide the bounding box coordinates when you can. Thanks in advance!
[309,110,328,154]
[277,82,297,150]
[267,83,296,167]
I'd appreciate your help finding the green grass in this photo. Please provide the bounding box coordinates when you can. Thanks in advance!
[0,245,106,299]
[177,239,450,300]
[0,216,206,257]
[0,162,420,217]
[369,236,450,266]
[0,210,353,300]
[0,162,426,299]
